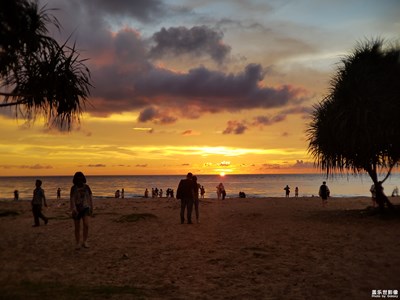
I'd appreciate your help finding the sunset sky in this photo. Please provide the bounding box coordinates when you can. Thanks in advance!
[0,0,399,176]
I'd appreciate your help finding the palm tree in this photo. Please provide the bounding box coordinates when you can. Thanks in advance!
[308,39,400,210]
[0,0,92,130]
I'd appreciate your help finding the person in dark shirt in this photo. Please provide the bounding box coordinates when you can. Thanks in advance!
[70,172,93,249]
[192,176,201,223]
[31,179,48,227]
[176,172,195,224]
[319,181,330,207]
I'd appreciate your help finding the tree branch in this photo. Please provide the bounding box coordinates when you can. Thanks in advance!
[381,161,397,183]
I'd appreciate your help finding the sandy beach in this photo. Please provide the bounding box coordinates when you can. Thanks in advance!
[0,196,399,299]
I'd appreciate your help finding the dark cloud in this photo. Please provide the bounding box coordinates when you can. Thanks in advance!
[292,160,314,169]
[138,107,158,122]
[252,115,287,126]
[149,26,231,63]
[87,164,106,168]
[138,107,177,124]
[136,164,148,167]
[41,1,309,121]
[222,105,312,134]
[223,120,248,135]
[133,64,303,112]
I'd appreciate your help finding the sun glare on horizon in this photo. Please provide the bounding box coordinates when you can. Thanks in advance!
[220,172,226,177]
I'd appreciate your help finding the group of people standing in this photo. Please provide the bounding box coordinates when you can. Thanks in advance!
[28,172,339,250]
[216,183,226,199]
[30,172,93,250]
[283,185,299,197]
[283,182,330,206]
[143,187,175,198]
[176,172,201,224]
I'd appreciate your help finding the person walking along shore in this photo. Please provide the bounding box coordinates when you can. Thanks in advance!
[70,172,93,249]
[31,179,48,227]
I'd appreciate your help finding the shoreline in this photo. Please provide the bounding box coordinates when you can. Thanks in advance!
[1,196,399,299]
[2,194,396,201]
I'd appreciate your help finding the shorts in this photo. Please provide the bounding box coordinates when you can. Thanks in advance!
[73,207,90,220]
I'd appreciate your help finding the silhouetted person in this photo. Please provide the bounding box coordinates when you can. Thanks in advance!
[217,183,226,199]
[176,172,195,224]
[391,186,398,197]
[14,190,19,201]
[57,188,61,200]
[284,185,290,197]
[31,179,48,227]
[70,172,93,249]
[200,186,205,198]
[319,181,330,206]
[193,176,200,223]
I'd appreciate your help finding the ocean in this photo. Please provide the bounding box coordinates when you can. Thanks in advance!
[1,173,400,201]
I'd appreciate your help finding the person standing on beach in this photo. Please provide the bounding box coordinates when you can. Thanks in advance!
[14,190,19,201]
[295,187,299,197]
[31,179,48,227]
[216,184,221,199]
[57,187,61,199]
[284,185,290,197]
[220,183,226,200]
[217,183,226,199]
[70,172,93,249]
[193,176,201,223]
[319,181,330,206]
[176,172,195,224]
[200,186,205,198]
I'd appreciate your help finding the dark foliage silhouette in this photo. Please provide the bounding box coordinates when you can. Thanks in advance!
[308,39,400,210]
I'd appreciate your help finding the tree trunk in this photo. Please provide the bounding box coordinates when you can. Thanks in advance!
[375,184,394,211]
[366,167,394,211]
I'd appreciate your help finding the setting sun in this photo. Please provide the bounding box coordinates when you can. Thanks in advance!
[220,172,226,177]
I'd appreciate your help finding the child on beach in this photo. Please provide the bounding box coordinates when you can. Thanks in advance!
[31,179,48,227]
[200,186,205,198]
[70,172,93,249]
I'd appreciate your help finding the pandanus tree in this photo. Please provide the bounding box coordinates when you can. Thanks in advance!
[307,39,400,210]
[0,0,92,130]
